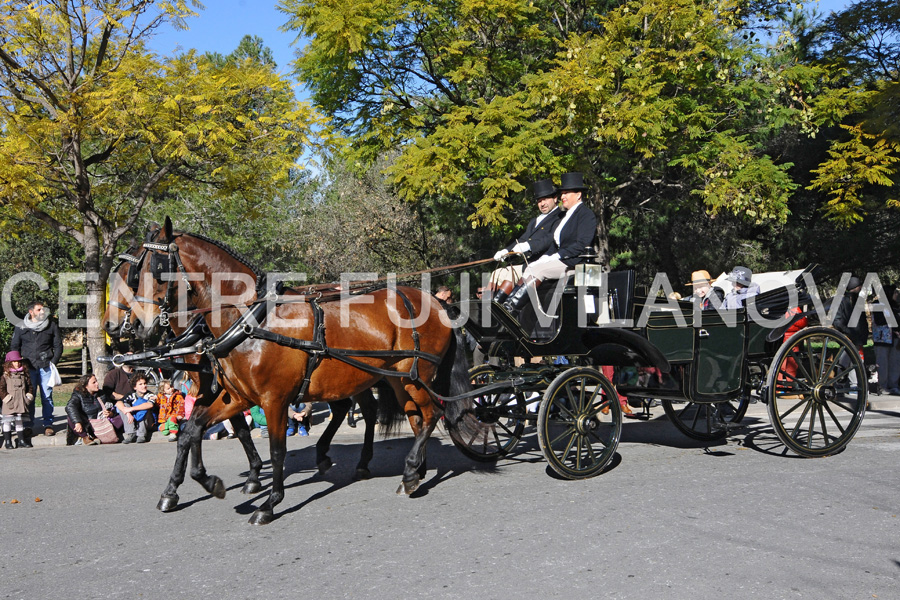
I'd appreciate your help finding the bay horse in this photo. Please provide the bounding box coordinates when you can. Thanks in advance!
[126,218,470,524]
[102,234,390,507]
[102,240,264,497]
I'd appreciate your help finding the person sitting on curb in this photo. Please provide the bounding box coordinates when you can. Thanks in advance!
[118,373,157,443]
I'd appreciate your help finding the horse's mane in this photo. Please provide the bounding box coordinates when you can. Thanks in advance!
[182,231,265,280]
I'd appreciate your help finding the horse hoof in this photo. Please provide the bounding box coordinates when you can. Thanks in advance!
[400,476,420,495]
[317,457,333,475]
[241,481,261,495]
[157,495,179,512]
[354,468,371,481]
[248,509,273,525]
[210,476,226,499]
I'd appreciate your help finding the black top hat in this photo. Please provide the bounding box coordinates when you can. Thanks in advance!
[532,179,557,200]
[558,172,588,191]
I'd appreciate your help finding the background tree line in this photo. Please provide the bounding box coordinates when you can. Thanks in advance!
[1,0,898,370]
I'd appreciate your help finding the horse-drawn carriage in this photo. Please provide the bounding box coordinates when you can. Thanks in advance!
[450,262,867,478]
[101,219,867,523]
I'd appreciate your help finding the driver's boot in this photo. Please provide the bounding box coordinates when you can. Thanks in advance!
[502,280,538,318]
[492,280,514,304]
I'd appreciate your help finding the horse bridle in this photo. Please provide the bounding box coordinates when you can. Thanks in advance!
[139,239,194,329]
[106,250,148,337]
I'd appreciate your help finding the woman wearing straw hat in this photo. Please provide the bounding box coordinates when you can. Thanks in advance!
[686,269,724,310]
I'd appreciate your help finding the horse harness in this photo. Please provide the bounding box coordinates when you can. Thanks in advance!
[128,238,444,401]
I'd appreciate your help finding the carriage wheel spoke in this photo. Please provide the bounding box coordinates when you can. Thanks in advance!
[584,436,598,466]
[792,348,817,387]
[817,404,828,443]
[817,342,829,382]
[549,425,577,448]
[824,346,848,382]
[565,381,579,413]
[790,401,813,442]
[778,397,808,420]
[828,398,858,415]
[821,401,847,435]
[553,398,579,422]
[824,363,854,387]
[679,403,702,432]
[805,338,818,384]
[586,427,610,448]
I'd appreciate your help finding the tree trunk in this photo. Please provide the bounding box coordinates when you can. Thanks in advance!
[592,192,611,270]
[81,221,110,376]
[86,278,108,376]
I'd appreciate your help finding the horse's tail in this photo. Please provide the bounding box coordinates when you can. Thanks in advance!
[374,379,406,437]
[432,326,473,434]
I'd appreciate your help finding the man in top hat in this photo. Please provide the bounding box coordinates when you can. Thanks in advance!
[491,178,562,303]
[687,269,725,310]
[723,266,761,309]
[501,172,598,316]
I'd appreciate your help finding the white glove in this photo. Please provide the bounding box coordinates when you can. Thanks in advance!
[512,242,530,254]
[493,249,510,261]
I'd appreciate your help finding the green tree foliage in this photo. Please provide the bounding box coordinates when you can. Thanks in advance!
[804,0,900,226]
[284,0,865,268]
[0,2,323,371]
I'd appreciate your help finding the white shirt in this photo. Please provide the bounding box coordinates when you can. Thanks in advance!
[553,201,582,247]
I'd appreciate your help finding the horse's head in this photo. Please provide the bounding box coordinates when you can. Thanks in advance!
[102,252,142,339]
[103,223,162,340]
[132,217,259,339]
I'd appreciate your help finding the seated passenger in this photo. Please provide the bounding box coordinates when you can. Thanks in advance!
[723,266,760,309]
[687,270,724,310]
[500,172,598,318]
[491,178,562,303]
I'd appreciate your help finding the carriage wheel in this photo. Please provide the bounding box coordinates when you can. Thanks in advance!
[537,367,622,480]
[448,365,526,462]
[766,326,867,457]
[661,394,749,441]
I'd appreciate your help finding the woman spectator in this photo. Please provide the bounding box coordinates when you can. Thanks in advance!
[66,373,123,445]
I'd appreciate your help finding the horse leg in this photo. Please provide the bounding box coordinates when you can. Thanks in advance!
[249,409,287,525]
[186,416,227,500]
[394,383,441,495]
[354,390,377,480]
[316,398,350,474]
[158,423,191,512]
[232,414,263,494]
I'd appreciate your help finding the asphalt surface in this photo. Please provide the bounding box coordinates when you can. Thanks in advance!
[2,399,899,599]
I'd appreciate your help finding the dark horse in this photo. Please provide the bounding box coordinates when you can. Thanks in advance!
[102,231,395,506]
[121,218,470,524]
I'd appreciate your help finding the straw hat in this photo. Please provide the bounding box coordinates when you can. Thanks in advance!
[686,270,712,286]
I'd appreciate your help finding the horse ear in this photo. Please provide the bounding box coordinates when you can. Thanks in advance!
[144,222,160,242]
[164,217,173,242]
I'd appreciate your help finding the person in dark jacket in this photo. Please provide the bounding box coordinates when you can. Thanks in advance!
[65,373,118,445]
[11,300,63,436]
[501,172,598,317]
[832,276,869,391]
[491,178,563,303]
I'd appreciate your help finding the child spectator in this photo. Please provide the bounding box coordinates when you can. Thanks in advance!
[1,351,35,449]
[156,379,185,442]
[250,404,268,438]
[287,402,312,437]
[118,373,157,443]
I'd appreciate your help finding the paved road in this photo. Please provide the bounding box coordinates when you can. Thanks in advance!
[2,402,899,600]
